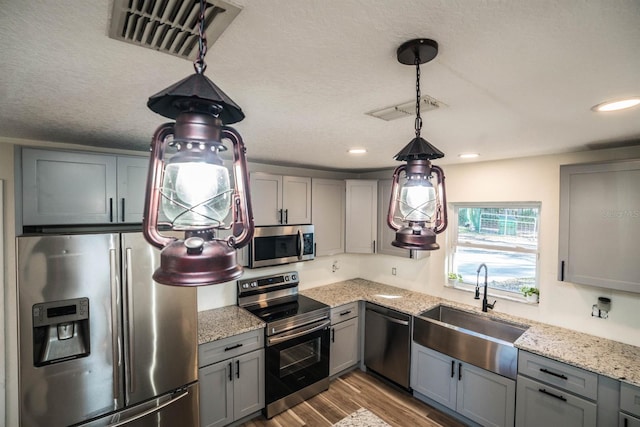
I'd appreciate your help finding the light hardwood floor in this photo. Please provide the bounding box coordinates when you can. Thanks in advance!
[240,369,467,427]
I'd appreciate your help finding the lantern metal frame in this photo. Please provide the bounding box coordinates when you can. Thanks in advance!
[387,38,448,250]
[142,0,254,286]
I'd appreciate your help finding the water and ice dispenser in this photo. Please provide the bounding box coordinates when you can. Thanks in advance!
[32,297,90,366]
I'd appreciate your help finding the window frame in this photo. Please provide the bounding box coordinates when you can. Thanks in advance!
[447,202,541,302]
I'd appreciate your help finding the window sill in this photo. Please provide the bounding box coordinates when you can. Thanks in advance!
[444,282,539,306]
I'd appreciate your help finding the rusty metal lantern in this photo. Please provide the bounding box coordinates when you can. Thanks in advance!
[142,0,253,286]
[387,39,448,250]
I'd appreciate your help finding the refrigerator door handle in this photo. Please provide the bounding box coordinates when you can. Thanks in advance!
[109,248,121,408]
[124,247,136,394]
[105,389,190,427]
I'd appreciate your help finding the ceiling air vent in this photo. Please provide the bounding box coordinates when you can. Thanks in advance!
[366,95,446,121]
[109,0,242,60]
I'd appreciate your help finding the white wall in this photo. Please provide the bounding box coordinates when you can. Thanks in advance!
[358,145,640,347]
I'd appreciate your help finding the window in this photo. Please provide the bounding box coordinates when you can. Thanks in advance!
[448,203,540,297]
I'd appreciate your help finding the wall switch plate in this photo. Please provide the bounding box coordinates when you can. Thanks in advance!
[392,267,397,275]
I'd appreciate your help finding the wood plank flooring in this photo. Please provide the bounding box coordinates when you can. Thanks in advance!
[240,369,467,427]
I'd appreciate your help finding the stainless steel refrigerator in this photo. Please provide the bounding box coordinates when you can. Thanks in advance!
[17,232,199,427]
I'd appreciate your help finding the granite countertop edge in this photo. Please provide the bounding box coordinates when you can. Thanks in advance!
[299,278,640,388]
[197,278,640,388]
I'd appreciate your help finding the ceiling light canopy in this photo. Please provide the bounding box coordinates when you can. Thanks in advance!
[592,97,640,112]
[387,39,447,251]
[143,0,254,287]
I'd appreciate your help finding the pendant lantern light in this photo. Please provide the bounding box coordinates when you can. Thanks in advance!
[142,0,254,286]
[387,39,448,250]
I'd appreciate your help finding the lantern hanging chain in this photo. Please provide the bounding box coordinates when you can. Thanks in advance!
[193,0,208,74]
[414,55,422,138]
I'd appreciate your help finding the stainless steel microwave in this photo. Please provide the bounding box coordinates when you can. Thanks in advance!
[248,224,315,268]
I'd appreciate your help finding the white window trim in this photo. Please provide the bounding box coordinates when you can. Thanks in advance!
[447,201,541,303]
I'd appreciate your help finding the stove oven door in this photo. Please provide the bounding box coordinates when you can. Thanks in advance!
[265,319,330,405]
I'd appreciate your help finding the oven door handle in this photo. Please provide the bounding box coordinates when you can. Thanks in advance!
[267,319,331,346]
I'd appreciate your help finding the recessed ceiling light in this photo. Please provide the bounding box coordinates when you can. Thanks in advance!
[459,153,479,159]
[592,97,640,112]
[348,148,367,154]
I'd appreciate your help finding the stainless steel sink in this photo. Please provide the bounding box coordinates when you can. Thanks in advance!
[413,305,529,379]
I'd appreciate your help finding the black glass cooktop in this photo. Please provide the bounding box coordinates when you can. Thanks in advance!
[245,294,329,323]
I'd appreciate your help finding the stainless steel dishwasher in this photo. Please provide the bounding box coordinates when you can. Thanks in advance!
[364,303,411,389]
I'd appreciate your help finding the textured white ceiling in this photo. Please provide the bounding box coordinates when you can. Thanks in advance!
[1,0,639,171]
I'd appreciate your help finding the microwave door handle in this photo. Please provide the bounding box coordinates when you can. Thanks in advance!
[297,229,303,260]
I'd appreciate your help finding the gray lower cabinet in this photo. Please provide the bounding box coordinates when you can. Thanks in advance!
[516,351,597,427]
[329,302,360,376]
[411,343,515,427]
[620,413,640,427]
[621,382,640,427]
[199,330,265,427]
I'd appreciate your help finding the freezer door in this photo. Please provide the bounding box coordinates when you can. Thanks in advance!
[121,233,198,406]
[17,234,123,427]
[76,382,199,427]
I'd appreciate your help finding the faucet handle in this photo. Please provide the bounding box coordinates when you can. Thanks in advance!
[487,300,497,310]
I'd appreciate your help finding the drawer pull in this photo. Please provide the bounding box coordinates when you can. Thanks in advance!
[339,310,352,316]
[224,343,244,352]
[540,368,568,380]
[538,388,567,402]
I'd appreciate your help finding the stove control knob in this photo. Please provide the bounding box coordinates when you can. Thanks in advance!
[292,274,297,281]
[242,283,249,289]
[284,276,289,282]
[251,282,257,287]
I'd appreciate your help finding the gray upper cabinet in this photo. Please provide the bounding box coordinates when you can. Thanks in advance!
[22,148,149,225]
[558,159,640,293]
[116,155,150,223]
[312,178,345,256]
[345,180,377,253]
[250,172,311,226]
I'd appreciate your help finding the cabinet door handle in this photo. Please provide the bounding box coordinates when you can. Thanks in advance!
[458,362,462,381]
[224,343,243,352]
[451,360,455,378]
[538,388,567,402]
[331,328,335,343]
[372,240,376,253]
[228,362,233,382]
[236,360,240,379]
[109,198,114,222]
[539,368,568,380]
[121,198,125,222]
[560,260,565,281]
[284,209,288,224]
[278,209,283,224]
[624,416,629,427]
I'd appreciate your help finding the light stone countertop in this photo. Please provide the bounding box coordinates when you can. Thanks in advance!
[301,278,640,388]
[197,305,264,345]
[196,278,640,388]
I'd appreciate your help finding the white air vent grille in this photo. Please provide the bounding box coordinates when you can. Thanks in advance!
[109,0,241,60]
[366,95,446,121]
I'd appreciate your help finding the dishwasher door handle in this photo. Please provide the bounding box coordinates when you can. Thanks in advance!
[366,309,409,326]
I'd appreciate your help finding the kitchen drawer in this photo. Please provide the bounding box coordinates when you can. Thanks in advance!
[621,382,640,418]
[518,351,598,400]
[330,302,359,324]
[199,329,263,368]
[516,375,597,427]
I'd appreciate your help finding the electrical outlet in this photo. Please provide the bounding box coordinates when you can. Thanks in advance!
[392,267,397,276]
